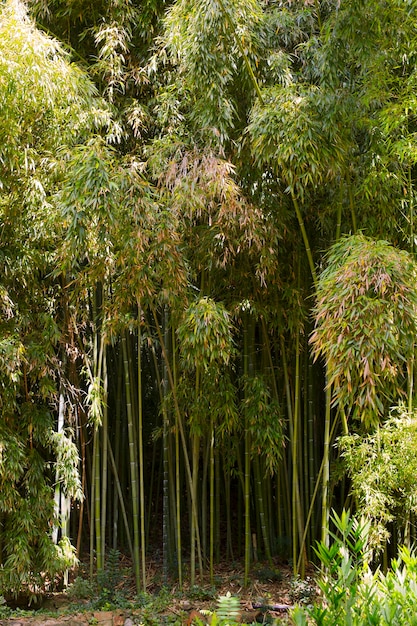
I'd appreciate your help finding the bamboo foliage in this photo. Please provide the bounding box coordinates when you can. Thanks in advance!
[177,297,235,583]
[4,0,417,598]
[0,0,96,596]
[340,407,417,552]
[311,235,417,429]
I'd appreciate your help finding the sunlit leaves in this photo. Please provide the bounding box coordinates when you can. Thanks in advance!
[311,234,417,428]
[93,22,130,101]
[87,376,105,428]
[147,145,280,290]
[0,1,99,595]
[52,429,83,500]
[175,368,239,436]
[340,407,417,550]
[163,0,264,144]
[242,374,284,475]
[248,84,348,200]
[0,0,97,187]
[56,137,121,277]
[0,336,23,394]
[177,297,234,371]
[0,427,25,506]
[0,416,79,593]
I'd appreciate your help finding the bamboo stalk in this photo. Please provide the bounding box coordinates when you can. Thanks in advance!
[149,305,202,579]
[254,455,272,564]
[348,181,357,233]
[100,349,108,568]
[90,428,97,580]
[244,429,251,585]
[112,347,123,550]
[106,432,134,558]
[172,324,183,587]
[202,437,209,564]
[209,424,215,583]
[243,312,254,585]
[122,332,141,592]
[290,190,318,288]
[190,432,201,585]
[321,381,332,548]
[296,409,340,573]
[162,308,170,583]
[292,328,301,575]
[137,307,147,591]
[224,455,234,560]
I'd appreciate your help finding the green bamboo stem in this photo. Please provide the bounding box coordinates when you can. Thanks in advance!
[348,182,357,233]
[314,0,322,30]
[307,359,316,557]
[172,324,183,587]
[275,472,283,545]
[175,410,182,586]
[112,348,123,550]
[146,329,165,553]
[106,432,134,558]
[280,332,304,573]
[302,347,310,565]
[336,187,343,241]
[243,311,255,585]
[76,411,87,559]
[224,456,234,560]
[90,428,97,580]
[190,432,200,585]
[162,308,170,583]
[122,332,141,593]
[321,381,332,547]
[90,293,104,576]
[244,429,251,585]
[149,305,202,579]
[261,317,279,401]
[215,447,221,562]
[209,424,215,583]
[254,455,272,564]
[54,388,71,586]
[52,390,66,546]
[201,437,209,563]
[292,327,303,575]
[101,349,108,568]
[408,163,415,411]
[137,307,147,591]
[279,335,293,543]
[296,409,340,573]
[296,455,325,574]
[264,474,274,557]
[94,428,104,573]
[190,358,202,586]
[290,190,318,288]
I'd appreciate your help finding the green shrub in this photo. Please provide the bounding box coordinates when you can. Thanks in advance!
[292,510,417,625]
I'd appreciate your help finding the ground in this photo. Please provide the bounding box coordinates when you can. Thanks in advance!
[0,558,318,625]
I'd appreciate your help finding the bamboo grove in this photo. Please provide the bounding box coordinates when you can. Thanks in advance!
[2,0,417,598]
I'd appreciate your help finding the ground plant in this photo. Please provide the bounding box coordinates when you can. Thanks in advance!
[292,511,417,626]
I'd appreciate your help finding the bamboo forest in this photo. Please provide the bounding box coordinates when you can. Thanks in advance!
[4,0,417,618]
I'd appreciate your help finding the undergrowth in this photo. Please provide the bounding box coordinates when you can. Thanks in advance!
[292,510,417,626]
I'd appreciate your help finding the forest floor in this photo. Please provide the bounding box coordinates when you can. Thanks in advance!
[0,558,318,625]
